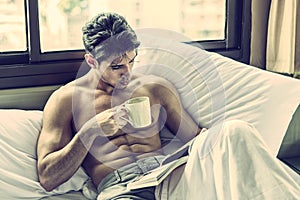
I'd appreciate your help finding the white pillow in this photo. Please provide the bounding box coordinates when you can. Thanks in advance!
[0,109,89,199]
[134,33,300,155]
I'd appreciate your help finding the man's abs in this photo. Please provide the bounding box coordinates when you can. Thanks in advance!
[82,133,163,186]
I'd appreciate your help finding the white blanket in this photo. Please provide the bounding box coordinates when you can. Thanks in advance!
[156,120,300,199]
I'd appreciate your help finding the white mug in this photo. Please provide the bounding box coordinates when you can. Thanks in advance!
[119,96,152,128]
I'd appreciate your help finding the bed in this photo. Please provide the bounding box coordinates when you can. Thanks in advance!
[1,37,300,199]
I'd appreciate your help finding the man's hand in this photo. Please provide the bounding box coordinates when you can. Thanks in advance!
[94,108,120,137]
[78,107,128,139]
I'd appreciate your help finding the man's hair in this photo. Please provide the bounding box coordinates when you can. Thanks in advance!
[82,12,140,60]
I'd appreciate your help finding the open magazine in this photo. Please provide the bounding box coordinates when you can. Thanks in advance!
[127,136,197,190]
[127,155,188,190]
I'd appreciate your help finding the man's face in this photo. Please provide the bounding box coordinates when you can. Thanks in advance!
[100,50,138,89]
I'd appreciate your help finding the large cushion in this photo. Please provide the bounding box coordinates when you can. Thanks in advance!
[0,109,89,199]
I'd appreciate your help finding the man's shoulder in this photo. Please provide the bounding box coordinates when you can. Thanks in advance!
[47,82,75,106]
[144,75,177,94]
[130,74,177,102]
[42,83,76,122]
[134,73,173,87]
[55,83,74,96]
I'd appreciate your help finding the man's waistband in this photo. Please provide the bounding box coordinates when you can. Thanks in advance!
[97,155,165,193]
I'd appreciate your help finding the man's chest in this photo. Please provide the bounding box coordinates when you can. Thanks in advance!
[72,92,142,130]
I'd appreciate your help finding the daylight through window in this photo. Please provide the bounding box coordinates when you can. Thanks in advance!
[38,0,226,52]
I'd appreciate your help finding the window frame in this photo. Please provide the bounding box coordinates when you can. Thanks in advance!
[193,0,250,63]
[0,0,251,89]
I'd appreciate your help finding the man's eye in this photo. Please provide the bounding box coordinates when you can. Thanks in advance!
[111,65,122,70]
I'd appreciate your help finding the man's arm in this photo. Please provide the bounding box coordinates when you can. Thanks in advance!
[153,78,203,143]
[37,88,93,192]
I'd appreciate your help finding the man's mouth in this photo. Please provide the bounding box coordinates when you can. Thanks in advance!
[118,76,130,86]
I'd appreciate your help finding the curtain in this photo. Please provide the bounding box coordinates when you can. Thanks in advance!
[266,0,300,78]
[250,0,271,69]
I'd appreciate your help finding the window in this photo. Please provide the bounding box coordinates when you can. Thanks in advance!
[0,0,27,52]
[37,0,226,53]
[0,0,251,89]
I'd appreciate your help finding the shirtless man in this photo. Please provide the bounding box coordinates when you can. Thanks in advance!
[36,12,201,198]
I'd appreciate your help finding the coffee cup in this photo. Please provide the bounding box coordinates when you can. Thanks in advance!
[119,96,152,128]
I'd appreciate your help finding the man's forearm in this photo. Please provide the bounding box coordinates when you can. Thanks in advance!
[38,134,90,192]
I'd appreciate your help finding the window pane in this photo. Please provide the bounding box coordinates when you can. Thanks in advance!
[0,0,27,52]
[38,0,226,52]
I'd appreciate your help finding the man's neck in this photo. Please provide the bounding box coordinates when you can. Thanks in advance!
[86,70,115,94]
[97,80,115,94]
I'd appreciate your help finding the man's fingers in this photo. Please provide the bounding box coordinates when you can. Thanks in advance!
[113,108,128,128]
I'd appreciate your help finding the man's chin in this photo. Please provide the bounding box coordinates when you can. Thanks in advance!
[115,82,129,89]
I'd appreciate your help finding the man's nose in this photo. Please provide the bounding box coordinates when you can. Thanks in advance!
[121,63,131,74]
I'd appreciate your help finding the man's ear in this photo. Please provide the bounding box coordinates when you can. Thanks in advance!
[84,53,98,69]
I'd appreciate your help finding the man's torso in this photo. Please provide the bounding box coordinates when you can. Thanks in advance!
[68,74,167,186]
